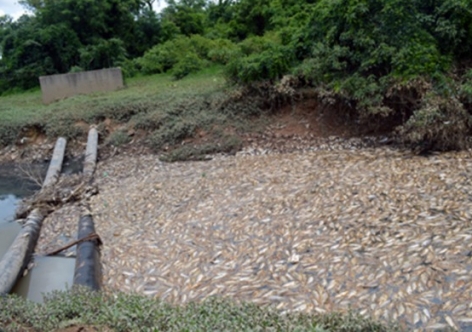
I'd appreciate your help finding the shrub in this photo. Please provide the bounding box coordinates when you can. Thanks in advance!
[68,66,84,73]
[137,39,183,74]
[188,34,215,60]
[106,129,131,146]
[207,39,239,65]
[78,38,127,71]
[226,37,293,84]
[218,0,472,151]
[148,119,198,150]
[172,53,205,79]
[398,93,471,152]
[117,58,140,79]
[138,35,227,78]
[238,34,279,56]
[459,69,472,104]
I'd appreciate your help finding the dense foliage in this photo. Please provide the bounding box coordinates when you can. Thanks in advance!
[1,0,472,150]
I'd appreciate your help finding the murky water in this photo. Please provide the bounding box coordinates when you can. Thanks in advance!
[0,157,83,224]
[0,221,21,259]
[12,256,76,303]
[0,159,83,302]
[0,195,20,223]
[0,163,45,260]
[62,155,85,176]
[0,163,45,224]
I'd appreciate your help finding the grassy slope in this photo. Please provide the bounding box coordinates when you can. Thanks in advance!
[0,67,255,160]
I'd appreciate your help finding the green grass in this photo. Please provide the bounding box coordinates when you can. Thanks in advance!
[0,66,260,159]
[0,288,402,332]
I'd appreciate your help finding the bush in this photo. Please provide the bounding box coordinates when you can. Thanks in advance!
[172,53,205,79]
[148,119,198,150]
[137,35,232,78]
[225,42,293,83]
[208,39,239,65]
[398,93,471,152]
[106,129,131,146]
[137,39,183,74]
[117,58,140,79]
[78,38,127,71]
[238,34,279,56]
[188,34,215,60]
[68,66,84,73]
[459,69,472,104]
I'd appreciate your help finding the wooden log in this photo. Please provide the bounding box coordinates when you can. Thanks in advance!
[73,213,101,291]
[0,209,44,295]
[43,137,67,187]
[0,137,67,296]
[45,232,101,257]
[83,128,98,181]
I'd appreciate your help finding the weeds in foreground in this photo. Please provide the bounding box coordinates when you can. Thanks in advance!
[0,288,401,332]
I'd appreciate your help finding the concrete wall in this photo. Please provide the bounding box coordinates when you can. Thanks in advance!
[39,68,124,104]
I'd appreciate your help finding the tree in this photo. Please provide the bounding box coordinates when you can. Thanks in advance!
[0,0,165,93]
[229,0,273,39]
[128,7,162,57]
[161,0,207,36]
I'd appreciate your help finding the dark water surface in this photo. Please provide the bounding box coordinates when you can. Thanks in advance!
[13,256,76,303]
[0,163,46,223]
[0,163,46,260]
[0,221,21,258]
[0,157,83,223]
[0,160,81,302]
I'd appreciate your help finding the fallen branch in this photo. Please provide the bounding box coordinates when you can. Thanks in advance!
[45,232,102,257]
[16,174,98,220]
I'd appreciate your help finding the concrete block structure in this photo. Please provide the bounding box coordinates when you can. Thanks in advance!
[39,68,124,104]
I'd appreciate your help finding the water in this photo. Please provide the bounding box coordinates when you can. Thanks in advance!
[62,155,85,176]
[12,256,76,303]
[0,161,81,302]
[0,195,20,223]
[0,163,45,260]
[0,157,83,224]
[0,221,21,258]
[0,163,46,224]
